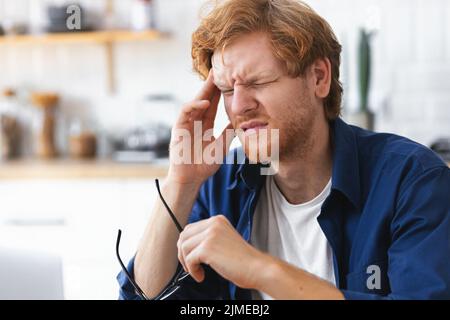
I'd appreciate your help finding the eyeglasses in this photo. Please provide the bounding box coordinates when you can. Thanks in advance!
[116,179,191,300]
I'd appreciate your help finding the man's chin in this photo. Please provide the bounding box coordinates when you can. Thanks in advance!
[243,144,273,164]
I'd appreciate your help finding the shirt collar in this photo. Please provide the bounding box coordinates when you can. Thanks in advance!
[227,118,362,209]
[226,148,264,191]
[330,118,361,210]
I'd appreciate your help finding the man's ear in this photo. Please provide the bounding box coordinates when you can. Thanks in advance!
[310,58,332,99]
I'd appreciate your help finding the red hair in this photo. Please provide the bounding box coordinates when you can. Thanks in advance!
[192,0,343,120]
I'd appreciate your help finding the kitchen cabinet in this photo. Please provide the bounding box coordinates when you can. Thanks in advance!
[0,176,163,299]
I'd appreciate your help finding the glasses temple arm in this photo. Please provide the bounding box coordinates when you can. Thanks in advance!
[155,179,184,233]
[116,229,150,300]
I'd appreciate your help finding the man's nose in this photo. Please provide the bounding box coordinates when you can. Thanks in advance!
[230,86,258,115]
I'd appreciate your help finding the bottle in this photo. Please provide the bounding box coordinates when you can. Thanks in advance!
[0,89,21,160]
[30,92,59,159]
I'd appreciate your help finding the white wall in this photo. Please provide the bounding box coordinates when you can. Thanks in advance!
[310,0,450,146]
[1,0,449,146]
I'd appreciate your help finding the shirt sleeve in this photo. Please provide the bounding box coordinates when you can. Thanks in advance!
[342,166,450,300]
[117,182,225,300]
[117,256,144,300]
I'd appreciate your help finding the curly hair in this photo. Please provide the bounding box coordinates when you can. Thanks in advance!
[191,0,343,120]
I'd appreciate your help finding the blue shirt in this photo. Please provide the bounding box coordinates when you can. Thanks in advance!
[118,118,450,300]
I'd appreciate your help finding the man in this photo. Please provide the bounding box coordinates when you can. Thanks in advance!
[118,0,450,299]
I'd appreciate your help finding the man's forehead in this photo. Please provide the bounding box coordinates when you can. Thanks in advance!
[212,34,275,65]
[211,45,279,85]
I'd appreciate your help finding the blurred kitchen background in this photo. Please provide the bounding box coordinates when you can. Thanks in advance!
[0,0,449,299]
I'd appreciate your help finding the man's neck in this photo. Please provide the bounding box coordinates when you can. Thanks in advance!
[274,121,333,205]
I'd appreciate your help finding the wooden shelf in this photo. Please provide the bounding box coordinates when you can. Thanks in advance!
[0,158,448,180]
[0,158,168,180]
[0,30,164,45]
[0,30,166,93]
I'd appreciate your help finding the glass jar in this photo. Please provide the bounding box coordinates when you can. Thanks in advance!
[68,118,97,159]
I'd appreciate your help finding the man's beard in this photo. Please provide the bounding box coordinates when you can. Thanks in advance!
[240,127,278,164]
[238,103,316,164]
[278,105,317,162]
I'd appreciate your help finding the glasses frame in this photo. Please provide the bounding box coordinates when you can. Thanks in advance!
[116,179,190,300]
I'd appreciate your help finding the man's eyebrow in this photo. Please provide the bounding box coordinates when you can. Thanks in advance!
[242,72,277,83]
[244,76,266,84]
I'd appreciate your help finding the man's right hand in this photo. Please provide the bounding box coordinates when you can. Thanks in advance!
[167,69,234,186]
[134,70,235,298]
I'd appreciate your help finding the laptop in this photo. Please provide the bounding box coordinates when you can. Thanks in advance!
[0,247,64,300]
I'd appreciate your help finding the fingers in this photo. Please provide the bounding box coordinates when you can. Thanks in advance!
[195,69,221,130]
[203,89,221,130]
[194,69,218,101]
[176,219,210,274]
[177,229,208,282]
[178,218,211,242]
[176,100,210,126]
[177,216,227,283]
[185,246,206,282]
[176,69,221,130]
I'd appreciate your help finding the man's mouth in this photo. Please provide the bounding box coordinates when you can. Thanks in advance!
[239,120,269,135]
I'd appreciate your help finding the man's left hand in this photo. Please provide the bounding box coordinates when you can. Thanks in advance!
[177,214,267,289]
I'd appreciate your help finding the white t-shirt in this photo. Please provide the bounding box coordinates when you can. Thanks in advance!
[250,175,335,300]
